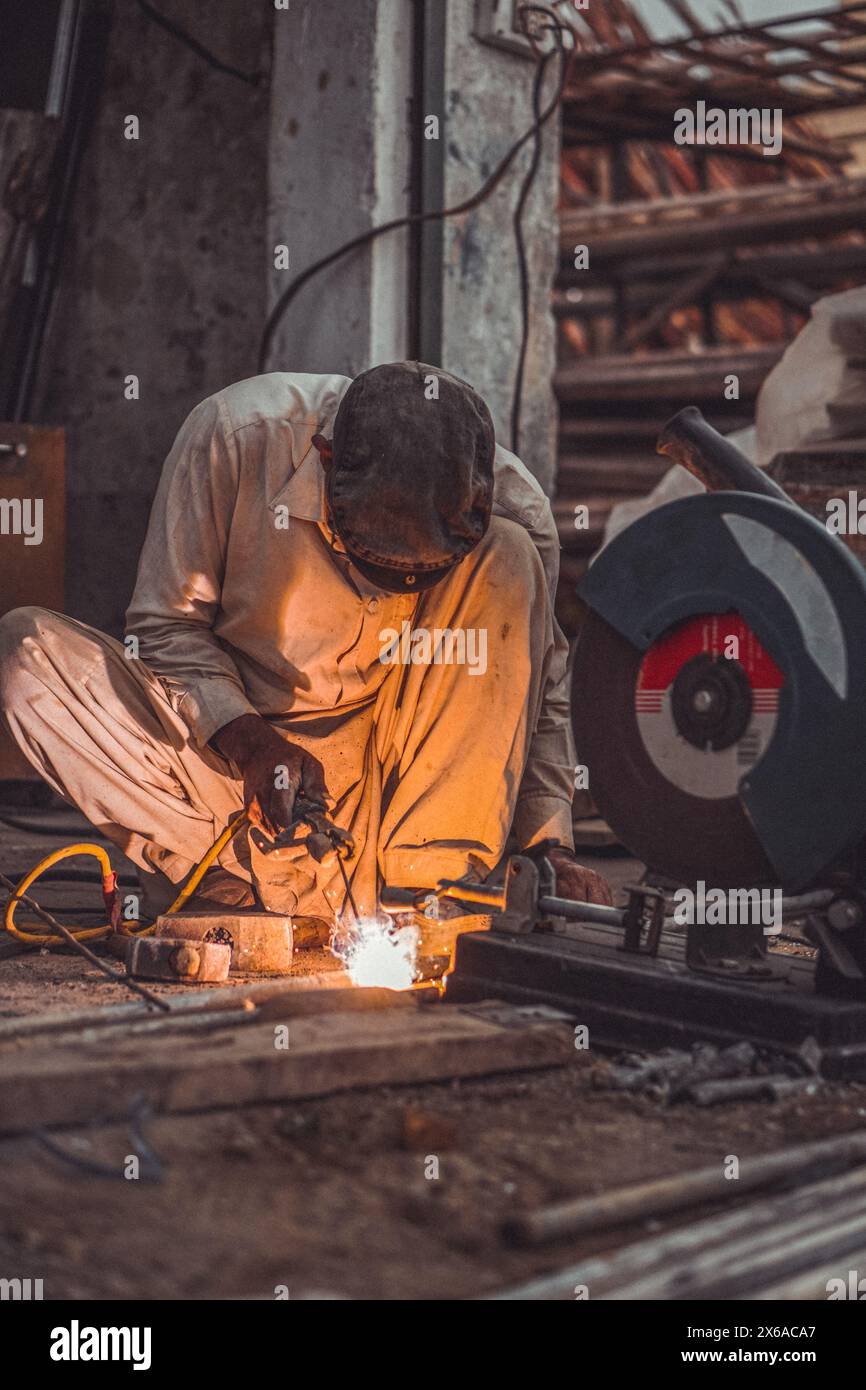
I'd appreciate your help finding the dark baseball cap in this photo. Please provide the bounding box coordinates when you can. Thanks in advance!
[327,361,496,593]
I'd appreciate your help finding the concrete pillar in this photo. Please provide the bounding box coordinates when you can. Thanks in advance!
[437,6,561,493]
[266,0,414,375]
[267,0,560,492]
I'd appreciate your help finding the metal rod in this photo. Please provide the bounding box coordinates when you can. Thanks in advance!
[538,895,624,926]
[501,1130,866,1250]
[494,1169,866,1300]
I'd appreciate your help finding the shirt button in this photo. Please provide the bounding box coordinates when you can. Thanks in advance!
[366,597,380,614]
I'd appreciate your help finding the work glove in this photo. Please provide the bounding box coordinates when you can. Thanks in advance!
[546,844,614,907]
[213,714,328,840]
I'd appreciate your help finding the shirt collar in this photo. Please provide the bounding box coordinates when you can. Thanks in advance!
[269,444,327,522]
[268,407,337,523]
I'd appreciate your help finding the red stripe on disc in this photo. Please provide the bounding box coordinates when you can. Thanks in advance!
[638,610,784,693]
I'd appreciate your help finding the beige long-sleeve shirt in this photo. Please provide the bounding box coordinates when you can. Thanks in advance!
[126,372,575,848]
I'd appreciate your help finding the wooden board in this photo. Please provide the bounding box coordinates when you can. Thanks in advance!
[0,980,440,1038]
[0,1000,574,1134]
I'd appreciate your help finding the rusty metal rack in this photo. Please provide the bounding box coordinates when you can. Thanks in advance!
[562,1,866,146]
[553,3,866,632]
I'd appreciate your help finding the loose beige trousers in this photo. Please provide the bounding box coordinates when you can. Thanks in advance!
[0,518,555,918]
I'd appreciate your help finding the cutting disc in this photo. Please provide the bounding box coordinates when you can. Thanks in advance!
[572,492,866,891]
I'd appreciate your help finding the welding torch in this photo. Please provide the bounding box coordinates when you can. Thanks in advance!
[250,795,354,866]
[251,795,359,920]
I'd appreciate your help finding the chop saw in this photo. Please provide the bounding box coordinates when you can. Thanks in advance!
[442,408,866,1077]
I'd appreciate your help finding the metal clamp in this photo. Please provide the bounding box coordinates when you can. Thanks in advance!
[620,883,666,956]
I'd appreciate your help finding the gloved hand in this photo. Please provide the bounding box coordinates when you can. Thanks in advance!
[213,714,328,840]
[547,844,614,906]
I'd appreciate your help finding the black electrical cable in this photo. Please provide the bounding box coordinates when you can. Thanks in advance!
[258,6,573,455]
[134,0,262,87]
[511,42,552,454]
[35,1095,166,1182]
[337,853,360,925]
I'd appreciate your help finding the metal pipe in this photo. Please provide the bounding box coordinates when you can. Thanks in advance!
[501,1130,866,1251]
[538,895,624,926]
[565,1,866,70]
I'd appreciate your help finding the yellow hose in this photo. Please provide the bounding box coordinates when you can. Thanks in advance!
[4,813,249,948]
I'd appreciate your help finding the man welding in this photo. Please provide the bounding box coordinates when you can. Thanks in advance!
[0,362,612,925]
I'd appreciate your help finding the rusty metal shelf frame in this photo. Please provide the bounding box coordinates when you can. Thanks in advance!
[562,1,866,142]
[551,4,866,596]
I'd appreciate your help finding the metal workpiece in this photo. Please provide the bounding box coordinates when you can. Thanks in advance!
[384,854,672,954]
[126,936,232,984]
[382,854,630,936]
[153,912,294,977]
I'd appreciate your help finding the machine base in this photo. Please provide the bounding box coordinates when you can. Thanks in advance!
[445,922,866,1080]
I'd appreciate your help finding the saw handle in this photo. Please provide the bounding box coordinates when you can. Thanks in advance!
[657,407,793,506]
[251,796,354,863]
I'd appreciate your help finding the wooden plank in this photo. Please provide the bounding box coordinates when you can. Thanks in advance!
[557,244,866,294]
[0,980,440,1041]
[561,177,866,239]
[0,1000,574,1134]
[557,454,669,494]
[559,176,866,263]
[558,410,754,443]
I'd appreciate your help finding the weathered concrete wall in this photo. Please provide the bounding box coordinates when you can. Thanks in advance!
[266,0,413,377]
[32,0,271,635]
[439,13,560,493]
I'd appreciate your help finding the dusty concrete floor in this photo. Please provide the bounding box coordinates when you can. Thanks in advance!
[2,806,865,1300]
[1,1051,864,1300]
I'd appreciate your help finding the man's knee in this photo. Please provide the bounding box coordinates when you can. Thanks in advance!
[0,606,60,702]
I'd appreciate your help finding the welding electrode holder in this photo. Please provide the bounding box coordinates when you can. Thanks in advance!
[249,796,354,865]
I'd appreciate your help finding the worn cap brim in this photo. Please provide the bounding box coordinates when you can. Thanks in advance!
[346,550,457,594]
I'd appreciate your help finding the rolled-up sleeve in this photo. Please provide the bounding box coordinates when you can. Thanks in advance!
[125,392,258,747]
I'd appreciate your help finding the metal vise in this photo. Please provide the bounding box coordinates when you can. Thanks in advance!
[381,853,666,955]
